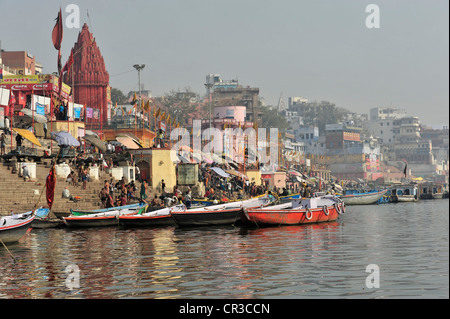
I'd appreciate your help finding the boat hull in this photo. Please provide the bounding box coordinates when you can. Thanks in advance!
[0,213,35,243]
[242,203,342,226]
[170,197,270,227]
[340,190,387,205]
[70,203,144,216]
[31,218,64,229]
[391,195,418,202]
[119,214,175,227]
[171,208,242,227]
[63,215,119,228]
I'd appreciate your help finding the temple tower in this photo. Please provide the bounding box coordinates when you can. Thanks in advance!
[65,23,110,124]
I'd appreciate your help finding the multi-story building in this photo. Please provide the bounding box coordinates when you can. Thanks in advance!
[323,122,382,180]
[369,107,407,121]
[0,51,37,75]
[365,107,408,145]
[288,96,308,108]
[212,85,261,126]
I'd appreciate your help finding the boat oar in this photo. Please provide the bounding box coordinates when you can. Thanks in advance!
[0,238,17,264]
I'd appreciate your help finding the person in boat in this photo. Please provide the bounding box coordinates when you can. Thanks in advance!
[303,185,311,198]
[151,195,160,206]
[212,196,218,204]
[185,188,192,208]
[267,191,276,203]
[281,188,289,197]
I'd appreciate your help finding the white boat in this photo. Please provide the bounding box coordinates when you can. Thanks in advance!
[63,204,147,227]
[339,189,388,205]
[119,204,186,227]
[0,212,35,243]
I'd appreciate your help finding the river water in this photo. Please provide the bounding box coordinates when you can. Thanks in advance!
[0,199,448,299]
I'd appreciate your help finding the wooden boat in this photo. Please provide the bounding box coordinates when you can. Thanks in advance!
[119,204,186,227]
[63,204,147,228]
[0,211,35,243]
[279,192,302,201]
[339,189,388,205]
[241,195,344,226]
[69,202,143,216]
[171,197,271,227]
[419,184,444,200]
[390,185,419,202]
[30,207,64,229]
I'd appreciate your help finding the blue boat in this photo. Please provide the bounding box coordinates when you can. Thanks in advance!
[339,189,388,205]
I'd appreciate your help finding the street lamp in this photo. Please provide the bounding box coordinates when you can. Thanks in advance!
[204,82,213,131]
[133,64,145,127]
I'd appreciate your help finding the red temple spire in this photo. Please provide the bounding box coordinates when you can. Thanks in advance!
[65,23,110,124]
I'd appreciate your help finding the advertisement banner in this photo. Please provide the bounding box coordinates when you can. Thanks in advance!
[74,107,82,119]
[0,83,71,100]
[86,107,93,119]
[35,102,46,115]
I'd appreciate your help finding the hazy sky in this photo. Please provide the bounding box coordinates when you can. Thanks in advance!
[0,0,448,127]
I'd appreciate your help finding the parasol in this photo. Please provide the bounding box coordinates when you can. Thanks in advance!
[225,169,248,179]
[51,131,80,147]
[20,108,47,124]
[83,134,107,152]
[116,136,140,149]
[12,128,42,147]
[288,170,302,177]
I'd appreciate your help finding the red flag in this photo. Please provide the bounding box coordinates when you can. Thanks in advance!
[52,8,63,50]
[58,49,74,98]
[46,165,57,209]
[52,8,63,73]
[9,91,16,106]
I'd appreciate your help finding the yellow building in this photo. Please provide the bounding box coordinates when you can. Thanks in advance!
[129,148,177,193]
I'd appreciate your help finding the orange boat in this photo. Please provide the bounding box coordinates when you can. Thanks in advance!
[241,196,345,226]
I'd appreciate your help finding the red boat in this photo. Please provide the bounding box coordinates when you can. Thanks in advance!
[241,195,345,226]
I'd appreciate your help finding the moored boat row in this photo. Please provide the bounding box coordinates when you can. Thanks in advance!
[57,194,345,229]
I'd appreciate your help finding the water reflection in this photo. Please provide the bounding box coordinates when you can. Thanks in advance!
[0,200,448,298]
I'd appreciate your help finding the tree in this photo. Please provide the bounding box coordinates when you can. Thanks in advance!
[110,88,127,105]
[260,105,289,131]
[161,87,201,126]
[297,101,348,132]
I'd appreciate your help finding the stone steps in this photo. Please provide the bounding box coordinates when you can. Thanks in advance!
[0,160,107,217]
